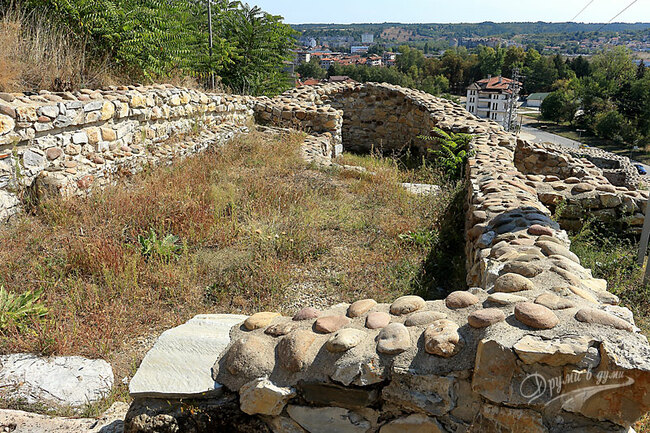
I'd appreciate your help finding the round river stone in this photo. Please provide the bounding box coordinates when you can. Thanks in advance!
[293,307,321,321]
[347,299,377,318]
[404,311,447,326]
[366,312,391,329]
[244,312,281,331]
[314,315,351,334]
[487,293,528,305]
[575,308,634,332]
[468,308,506,328]
[326,329,367,352]
[423,319,463,357]
[376,323,411,354]
[534,293,575,310]
[390,295,426,315]
[514,302,559,329]
[528,224,554,236]
[265,321,298,337]
[494,273,536,293]
[445,291,479,309]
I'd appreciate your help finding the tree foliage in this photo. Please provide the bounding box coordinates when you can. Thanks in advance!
[12,0,296,94]
[418,128,473,180]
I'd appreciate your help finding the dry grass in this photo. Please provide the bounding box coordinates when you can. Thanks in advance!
[567,222,650,431]
[0,3,204,93]
[0,4,125,92]
[0,131,462,391]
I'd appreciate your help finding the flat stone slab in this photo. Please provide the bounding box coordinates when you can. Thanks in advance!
[129,314,247,398]
[0,354,114,408]
[401,183,441,195]
[0,401,127,433]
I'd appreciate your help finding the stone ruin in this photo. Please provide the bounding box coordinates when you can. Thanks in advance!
[1,82,650,432]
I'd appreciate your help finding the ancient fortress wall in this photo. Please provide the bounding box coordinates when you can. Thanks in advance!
[2,82,650,432]
[0,85,254,222]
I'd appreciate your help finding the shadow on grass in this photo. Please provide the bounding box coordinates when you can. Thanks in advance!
[412,181,468,300]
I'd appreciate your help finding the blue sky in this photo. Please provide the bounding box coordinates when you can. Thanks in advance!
[249,0,649,24]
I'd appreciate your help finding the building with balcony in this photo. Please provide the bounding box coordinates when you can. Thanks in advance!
[466,75,520,129]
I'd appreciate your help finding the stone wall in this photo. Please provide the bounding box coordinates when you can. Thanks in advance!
[277,82,476,154]
[119,83,650,433]
[254,96,343,157]
[0,85,254,223]
[514,140,648,233]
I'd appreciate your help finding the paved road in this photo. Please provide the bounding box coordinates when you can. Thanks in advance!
[519,125,582,149]
[517,115,582,149]
[517,115,650,175]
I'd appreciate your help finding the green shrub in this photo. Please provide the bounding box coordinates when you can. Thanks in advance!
[418,128,473,180]
[0,286,48,331]
[593,109,638,143]
[138,228,182,262]
[398,229,437,250]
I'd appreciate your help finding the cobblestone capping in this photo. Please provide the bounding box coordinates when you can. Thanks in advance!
[124,83,650,433]
[0,84,254,223]
[514,139,648,233]
[514,140,642,189]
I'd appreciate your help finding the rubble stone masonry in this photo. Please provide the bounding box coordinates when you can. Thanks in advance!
[2,82,649,432]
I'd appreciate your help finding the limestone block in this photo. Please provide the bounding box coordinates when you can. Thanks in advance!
[239,378,295,416]
[0,114,15,136]
[0,353,113,408]
[129,314,246,398]
[379,414,446,433]
[287,405,377,433]
[382,369,455,416]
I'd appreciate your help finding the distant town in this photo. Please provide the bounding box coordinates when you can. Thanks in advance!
[289,22,650,153]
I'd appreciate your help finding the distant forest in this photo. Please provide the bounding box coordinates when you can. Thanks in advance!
[293,22,650,39]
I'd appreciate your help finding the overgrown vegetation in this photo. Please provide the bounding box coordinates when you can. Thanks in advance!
[0,0,296,94]
[0,286,48,332]
[568,220,650,433]
[418,128,473,180]
[540,47,650,149]
[0,131,464,383]
[568,220,649,336]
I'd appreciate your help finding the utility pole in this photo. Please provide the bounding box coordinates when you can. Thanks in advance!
[207,0,215,90]
[506,68,522,132]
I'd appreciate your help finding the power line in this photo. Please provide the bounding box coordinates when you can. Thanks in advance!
[595,0,639,32]
[571,0,595,22]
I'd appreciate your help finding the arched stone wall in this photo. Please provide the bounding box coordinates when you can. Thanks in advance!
[122,83,650,433]
[3,82,650,432]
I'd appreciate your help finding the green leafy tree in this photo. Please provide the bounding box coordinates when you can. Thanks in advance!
[477,46,505,77]
[591,47,637,87]
[503,46,525,76]
[594,110,629,142]
[296,58,326,80]
[569,56,591,78]
[25,0,231,79]
[219,4,296,95]
[637,60,646,79]
[541,90,577,124]
[420,75,449,95]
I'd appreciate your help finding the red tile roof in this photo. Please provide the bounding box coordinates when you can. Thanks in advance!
[470,76,522,93]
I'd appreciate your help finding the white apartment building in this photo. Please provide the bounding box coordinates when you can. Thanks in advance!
[294,51,311,65]
[383,52,397,67]
[466,75,520,129]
